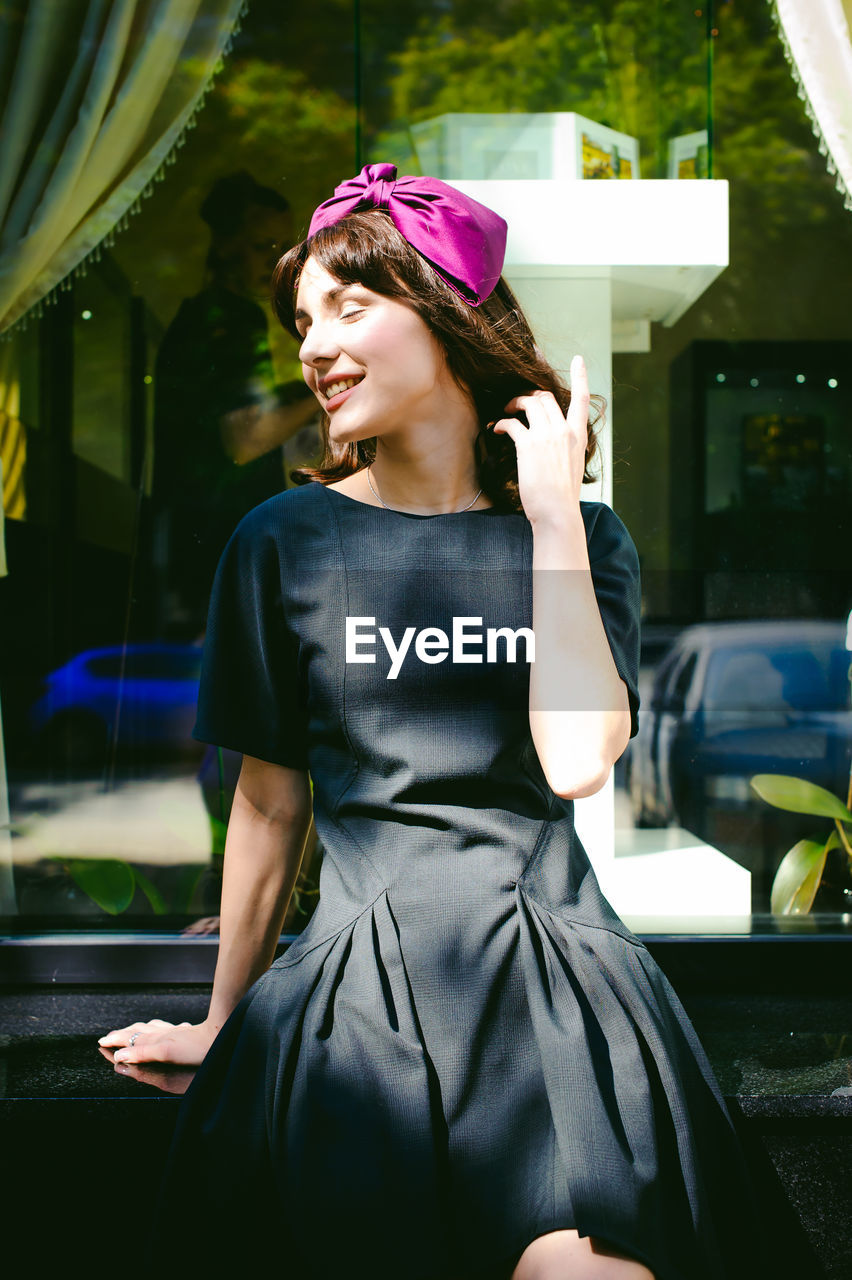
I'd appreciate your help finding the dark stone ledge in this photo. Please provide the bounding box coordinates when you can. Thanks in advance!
[0,986,849,1277]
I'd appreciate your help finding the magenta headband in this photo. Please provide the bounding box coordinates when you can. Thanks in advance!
[307,162,507,307]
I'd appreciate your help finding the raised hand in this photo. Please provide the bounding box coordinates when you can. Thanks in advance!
[491,354,591,526]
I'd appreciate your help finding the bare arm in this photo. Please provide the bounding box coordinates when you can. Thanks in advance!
[206,755,313,1029]
[527,513,631,799]
[99,755,313,1065]
[221,395,319,465]
[493,356,631,800]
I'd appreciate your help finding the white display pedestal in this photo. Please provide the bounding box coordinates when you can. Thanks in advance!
[601,825,753,923]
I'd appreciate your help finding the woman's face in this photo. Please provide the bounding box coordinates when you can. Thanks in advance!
[294,256,471,444]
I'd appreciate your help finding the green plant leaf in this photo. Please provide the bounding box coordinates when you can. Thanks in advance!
[133,868,168,915]
[750,775,852,823]
[825,828,842,853]
[770,838,829,916]
[169,865,207,914]
[62,859,136,915]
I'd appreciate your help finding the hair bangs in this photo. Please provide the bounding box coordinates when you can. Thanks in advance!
[272,213,437,338]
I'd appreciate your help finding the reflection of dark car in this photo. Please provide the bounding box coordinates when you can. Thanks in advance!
[636,623,682,707]
[616,623,681,785]
[629,620,852,844]
[29,644,203,766]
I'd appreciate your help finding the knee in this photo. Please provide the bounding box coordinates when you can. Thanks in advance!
[511,1230,655,1280]
[587,1237,656,1280]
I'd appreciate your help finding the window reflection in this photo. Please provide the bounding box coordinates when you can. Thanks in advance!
[0,0,849,936]
[73,264,132,484]
[627,620,851,911]
[150,171,319,640]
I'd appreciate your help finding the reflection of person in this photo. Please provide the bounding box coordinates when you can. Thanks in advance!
[103,166,764,1277]
[151,170,318,636]
[149,175,318,921]
[151,172,321,920]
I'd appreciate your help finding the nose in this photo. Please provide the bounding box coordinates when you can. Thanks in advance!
[299,318,338,368]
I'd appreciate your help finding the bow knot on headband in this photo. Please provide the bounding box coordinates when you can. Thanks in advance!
[307,163,507,306]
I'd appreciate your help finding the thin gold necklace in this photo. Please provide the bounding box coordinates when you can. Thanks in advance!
[366,466,483,514]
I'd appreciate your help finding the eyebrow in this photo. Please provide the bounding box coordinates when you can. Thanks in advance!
[294,283,348,326]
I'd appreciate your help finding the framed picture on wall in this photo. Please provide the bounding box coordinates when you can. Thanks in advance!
[668,130,710,179]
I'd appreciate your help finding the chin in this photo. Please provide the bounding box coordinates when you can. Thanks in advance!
[327,419,378,446]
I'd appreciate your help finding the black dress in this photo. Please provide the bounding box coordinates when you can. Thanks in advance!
[153,480,760,1279]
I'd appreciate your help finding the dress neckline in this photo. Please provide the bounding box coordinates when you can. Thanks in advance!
[315,480,512,519]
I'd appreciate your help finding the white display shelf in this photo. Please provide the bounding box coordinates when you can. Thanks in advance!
[450,178,729,338]
[601,824,753,920]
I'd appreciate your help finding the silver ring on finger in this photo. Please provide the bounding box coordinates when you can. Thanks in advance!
[129,1033,139,1047]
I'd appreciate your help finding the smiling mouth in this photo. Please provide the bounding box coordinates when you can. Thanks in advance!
[323,376,364,401]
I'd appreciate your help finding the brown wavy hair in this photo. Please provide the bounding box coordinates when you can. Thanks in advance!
[271,210,602,511]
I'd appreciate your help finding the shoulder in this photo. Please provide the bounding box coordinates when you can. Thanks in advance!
[230,481,331,549]
[579,499,636,546]
[170,288,266,333]
[579,500,639,571]
[213,486,330,609]
[156,297,199,355]
[165,291,220,331]
[206,287,267,330]
[156,293,226,363]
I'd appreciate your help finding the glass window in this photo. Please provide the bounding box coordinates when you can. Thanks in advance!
[668,652,699,715]
[1,0,850,946]
[73,262,132,483]
[704,644,847,714]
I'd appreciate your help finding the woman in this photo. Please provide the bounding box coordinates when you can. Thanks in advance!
[100,165,759,1279]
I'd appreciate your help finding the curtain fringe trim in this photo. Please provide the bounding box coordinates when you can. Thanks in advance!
[768,0,852,213]
[1,0,250,340]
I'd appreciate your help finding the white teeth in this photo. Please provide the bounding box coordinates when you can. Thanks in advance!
[324,377,361,399]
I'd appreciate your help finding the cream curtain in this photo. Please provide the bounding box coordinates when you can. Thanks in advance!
[0,0,248,333]
[772,0,852,210]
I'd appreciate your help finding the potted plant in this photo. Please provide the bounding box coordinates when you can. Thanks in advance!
[750,771,852,914]
[751,634,852,915]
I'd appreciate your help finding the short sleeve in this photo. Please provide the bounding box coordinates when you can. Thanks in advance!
[584,502,642,739]
[192,506,309,769]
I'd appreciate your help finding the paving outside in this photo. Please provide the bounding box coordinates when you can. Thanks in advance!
[6,771,211,867]
[3,768,844,927]
[1,771,755,923]
[4,773,670,861]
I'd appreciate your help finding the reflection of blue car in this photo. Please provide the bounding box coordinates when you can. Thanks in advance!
[29,644,203,765]
[629,620,852,838]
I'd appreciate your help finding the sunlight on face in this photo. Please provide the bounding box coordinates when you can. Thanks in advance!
[294,257,469,445]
